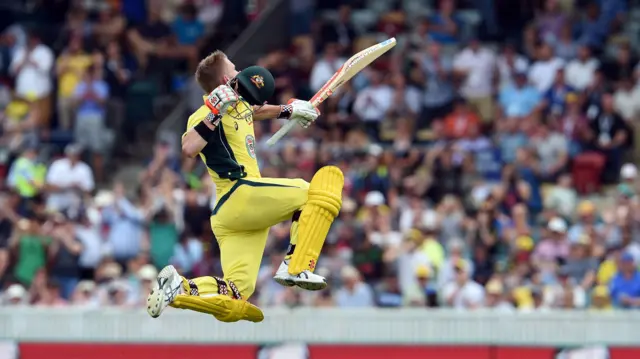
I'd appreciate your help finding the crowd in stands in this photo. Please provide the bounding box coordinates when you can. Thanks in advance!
[2,0,640,312]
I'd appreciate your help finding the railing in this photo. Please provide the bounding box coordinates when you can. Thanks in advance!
[1,308,639,345]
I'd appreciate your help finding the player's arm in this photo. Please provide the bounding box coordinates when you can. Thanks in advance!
[252,101,319,128]
[182,85,238,158]
[182,117,218,158]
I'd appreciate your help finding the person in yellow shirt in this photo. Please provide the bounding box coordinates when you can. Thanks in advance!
[590,285,613,311]
[597,247,622,285]
[147,51,342,323]
[56,34,93,129]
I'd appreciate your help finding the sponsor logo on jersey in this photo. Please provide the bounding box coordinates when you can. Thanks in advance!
[245,135,256,158]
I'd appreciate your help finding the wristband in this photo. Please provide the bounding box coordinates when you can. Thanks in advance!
[278,104,293,119]
[194,120,216,142]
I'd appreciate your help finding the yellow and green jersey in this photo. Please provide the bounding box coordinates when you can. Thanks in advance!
[184,97,260,195]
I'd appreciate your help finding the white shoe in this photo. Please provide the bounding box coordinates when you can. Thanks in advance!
[147,265,183,318]
[273,261,327,291]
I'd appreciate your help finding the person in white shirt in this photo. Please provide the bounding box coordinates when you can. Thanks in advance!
[442,259,485,309]
[46,143,95,211]
[309,43,346,93]
[496,43,529,90]
[528,43,565,93]
[9,29,54,125]
[353,70,393,139]
[453,39,496,122]
[613,78,640,122]
[564,45,599,91]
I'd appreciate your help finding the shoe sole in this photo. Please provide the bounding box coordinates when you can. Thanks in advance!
[274,276,295,287]
[293,279,327,291]
[147,265,178,318]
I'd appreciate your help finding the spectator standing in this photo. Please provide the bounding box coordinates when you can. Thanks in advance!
[528,43,565,93]
[417,42,455,128]
[310,43,345,94]
[453,39,496,123]
[9,218,50,287]
[56,33,93,130]
[564,45,599,91]
[442,260,485,309]
[7,144,46,205]
[427,0,462,45]
[45,144,95,212]
[496,43,529,90]
[352,71,393,140]
[589,92,628,183]
[46,213,83,300]
[9,29,54,127]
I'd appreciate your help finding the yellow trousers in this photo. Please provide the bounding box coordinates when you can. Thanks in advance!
[210,177,309,299]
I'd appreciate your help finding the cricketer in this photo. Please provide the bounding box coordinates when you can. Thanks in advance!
[146,51,344,323]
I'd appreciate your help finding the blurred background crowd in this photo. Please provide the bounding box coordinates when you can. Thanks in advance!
[2,0,640,312]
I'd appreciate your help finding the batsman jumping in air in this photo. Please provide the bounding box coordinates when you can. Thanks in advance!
[146,50,344,323]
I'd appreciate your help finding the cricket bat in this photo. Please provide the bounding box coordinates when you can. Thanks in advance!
[266,37,397,146]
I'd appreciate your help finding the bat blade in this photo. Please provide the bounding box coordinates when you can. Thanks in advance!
[266,38,396,146]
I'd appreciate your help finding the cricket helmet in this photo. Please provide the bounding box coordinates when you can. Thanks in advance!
[234,66,275,106]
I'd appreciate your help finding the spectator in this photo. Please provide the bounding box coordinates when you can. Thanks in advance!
[543,174,578,219]
[553,23,578,61]
[56,33,92,130]
[9,218,50,287]
[590,285,612,311]
[543,267,587,309]
[444,98,481,139]
[530,121,569,181]
[528,43,565,93]
[353,71,393,140]
[417,42,455,128]
[609,252,640,308]
[45,144,95,212]
[101,183,147,268]
[498,70,541,119]
[484,279,514,312]
[34,279,68,307]
[576,3,608,51]
[453,39,496,122]
[589,92,628,182]
[496,43,529,90]
[2,283,28,306]
[74,207,105,280]
[375,269,403,307]
[73,64,111,181]
[9,29,54,127]
[558,93,589,156]
[427,0,462,45]
[536,0,568,44]
[310,43,345,94]
[442,259,485,309]
[542,68,574,115]
[172,4,205,47]
[334,265,375,307]
[7,144,46,202]
[497,119,529,164]
[70,280,98,307]
[565,45,599,91]
[613,78,640,122]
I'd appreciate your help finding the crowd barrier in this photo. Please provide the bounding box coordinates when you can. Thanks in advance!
[0,308,638,358]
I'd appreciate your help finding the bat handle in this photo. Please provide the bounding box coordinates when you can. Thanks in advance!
[266,119,299,146]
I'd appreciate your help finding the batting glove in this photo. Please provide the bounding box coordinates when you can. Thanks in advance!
[205,85,238,116]
[289,100,319,128]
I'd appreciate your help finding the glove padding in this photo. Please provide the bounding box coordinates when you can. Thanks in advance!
[289,100,319,128]
[205,85,238,115]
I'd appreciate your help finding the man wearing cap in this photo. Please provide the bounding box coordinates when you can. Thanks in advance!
[148,51,344,323]
[609,252,640,309]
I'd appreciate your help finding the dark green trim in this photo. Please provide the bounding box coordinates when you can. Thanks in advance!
[211,179,298,215]
[201,123,246,180]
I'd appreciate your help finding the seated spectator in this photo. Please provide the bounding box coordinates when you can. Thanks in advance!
[576,3,608,51]
[56,33,93,130]
[410,265,438,307]
[565,45,599,91]
[602,45,636,83]
[444,98,480,139]
[533,217,569,271]
[484,279,515,312]
[543,174,578,219]
[335,266,374,307]
[497,118,529,164]
[589,92,628,183]
[590,285,612,311]
[562,236,598,288]
[543,267,587,309]
[613,78,640,122]
[70,280,98,308]
[498,70,541,118]
[427,0,462,45]
[609,252,640,309]
[558,93,589,156]
[375,269,403,307]
[553,23,578,61]
[542,68,574,115]
[34,279,68,307]
[442,259,485,309]
[535,0,568,44]
[73,64,111,181]
[92,5,127,48]
[2,283,28,306]
[528,43,565,93]
[530,121,569,182]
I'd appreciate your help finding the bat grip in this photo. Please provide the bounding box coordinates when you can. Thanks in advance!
[266,119,298,146]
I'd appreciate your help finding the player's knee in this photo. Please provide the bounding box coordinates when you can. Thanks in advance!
[308,166,344,217]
